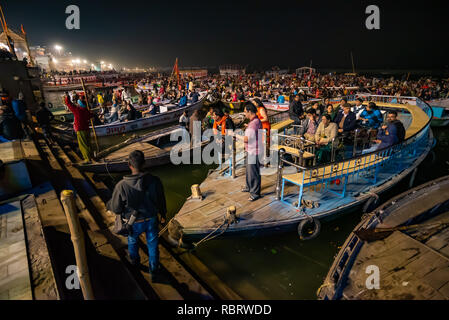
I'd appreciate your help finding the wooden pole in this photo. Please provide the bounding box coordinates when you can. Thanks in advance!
[80,78,100,155]
[21,24,34,67]
[60,190,95,300]
[350,51,355,74]
[0,5,15,56]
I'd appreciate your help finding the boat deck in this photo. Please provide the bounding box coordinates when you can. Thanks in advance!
[338,178,449,300]
[171,100,432,240]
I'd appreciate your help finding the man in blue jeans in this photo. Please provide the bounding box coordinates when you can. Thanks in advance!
[107,150,167,280]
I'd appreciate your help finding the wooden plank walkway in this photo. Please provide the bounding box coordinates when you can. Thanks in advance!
[0,201,33,300]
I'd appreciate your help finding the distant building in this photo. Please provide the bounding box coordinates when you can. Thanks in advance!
[296,66,316,77]
[219,64,245,76]
[179,68,208,78]
[266,66,289,77]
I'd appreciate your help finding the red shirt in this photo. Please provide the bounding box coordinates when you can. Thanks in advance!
[64,96,92,132]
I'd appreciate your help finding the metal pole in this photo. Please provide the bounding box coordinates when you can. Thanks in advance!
[299,136,305,166]
[275,149,285,200]
[60,190,95,300]
[353,129,359,156]
[232,135,236,179]
[331,137,336,162]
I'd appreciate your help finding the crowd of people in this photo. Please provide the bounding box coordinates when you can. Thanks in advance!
[287,95,406,163]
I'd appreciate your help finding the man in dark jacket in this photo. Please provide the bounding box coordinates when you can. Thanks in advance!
[385,110,405,142]
[35,102,55,140]
[107,150,167,279]
[288,95,304,124]
[334,103,357,133]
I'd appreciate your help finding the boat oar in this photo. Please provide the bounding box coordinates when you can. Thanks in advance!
[80,78,100,156]
[355,221,449,242]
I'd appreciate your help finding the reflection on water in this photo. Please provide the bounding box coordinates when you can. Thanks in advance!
[96,112,449,299]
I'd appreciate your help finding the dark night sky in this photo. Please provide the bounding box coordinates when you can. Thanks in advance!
[2,0,448,70]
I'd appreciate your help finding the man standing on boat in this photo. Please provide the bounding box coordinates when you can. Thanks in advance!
[234,103,262,201]
[64,93,93,163]
[107,150,167,281]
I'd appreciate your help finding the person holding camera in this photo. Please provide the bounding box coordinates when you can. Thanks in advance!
[107,150,167,281]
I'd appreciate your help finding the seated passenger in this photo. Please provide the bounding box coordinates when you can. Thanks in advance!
[310,101,324,116]
[277,93,285,104]
[190,90,199,103]
[122,103,137,122]
[212,108,235,142]
[178,93,187,107]
[324,103,339,122]
[315,114,338,163]
[353,98,364,113]
[301,109,320,142]
[105,102,119,123]
[385,110,405,142]
[363,124,398,154]
[359,102,383,129]
[334,103,357,134]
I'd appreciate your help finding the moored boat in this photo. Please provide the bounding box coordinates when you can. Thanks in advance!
[221,100,246,110]
[76,112,246,172]
[52,91,207,137]
[166,95,434,245]
[427,98,449,127]
[317,175,449,300]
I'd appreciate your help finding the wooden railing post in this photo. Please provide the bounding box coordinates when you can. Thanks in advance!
[60,190,95,300]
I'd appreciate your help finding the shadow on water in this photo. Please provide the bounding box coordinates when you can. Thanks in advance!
[98,122,449,299]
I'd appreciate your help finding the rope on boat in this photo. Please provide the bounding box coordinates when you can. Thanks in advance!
[316,282,334,297]
[104,161,118,184]
[192,216,231,248]
[158,217,172,237]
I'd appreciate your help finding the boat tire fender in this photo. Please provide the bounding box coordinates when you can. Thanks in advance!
[363,194,379,213]
[48,102,53,108]
[60,115,66,122]
[297,216,321,240]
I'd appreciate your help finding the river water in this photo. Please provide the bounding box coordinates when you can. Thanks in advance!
[149,126,448,300]
[47,89,449,299]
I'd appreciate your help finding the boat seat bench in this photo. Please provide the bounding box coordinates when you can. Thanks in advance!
[280,153,389,208]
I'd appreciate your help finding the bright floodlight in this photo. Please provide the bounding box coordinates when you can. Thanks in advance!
[54,45,63,54]
[83,60,87,63]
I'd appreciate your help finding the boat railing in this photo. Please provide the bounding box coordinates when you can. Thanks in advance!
[268,110,290,124]
[276,133,317,166]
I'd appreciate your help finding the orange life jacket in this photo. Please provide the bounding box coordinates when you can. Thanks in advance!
[213,115,229,135]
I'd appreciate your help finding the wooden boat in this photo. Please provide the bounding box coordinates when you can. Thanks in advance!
[263,101,289,112]
[221,100,246,110]
[426,99,449,127]
[52,92,207,137]
[318,175,449,300]
[166,95,433,245]
[76,112,246,173]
